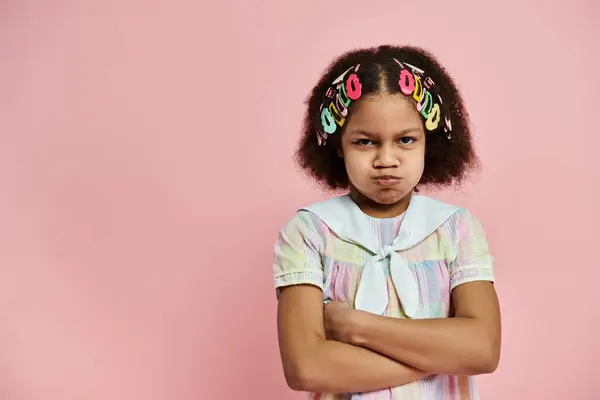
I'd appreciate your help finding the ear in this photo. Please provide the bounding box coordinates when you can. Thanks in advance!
[337,148,344,158]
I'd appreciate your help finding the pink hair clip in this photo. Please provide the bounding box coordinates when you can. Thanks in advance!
[316,60,453,146]
[317,64,362,146]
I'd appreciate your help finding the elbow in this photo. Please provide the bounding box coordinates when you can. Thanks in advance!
[283,364,306,392]
[480,348,500,374]
[283,359,321,392]
[281,336,327,392]
[467,345,500,375]
[284,364,319,392]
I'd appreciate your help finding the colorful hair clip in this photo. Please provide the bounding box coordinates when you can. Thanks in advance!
[317,64,362,146]
[316,60,453,146]
[392,58,452,133]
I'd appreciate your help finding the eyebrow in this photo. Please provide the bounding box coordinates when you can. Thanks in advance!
[349,128,422,136]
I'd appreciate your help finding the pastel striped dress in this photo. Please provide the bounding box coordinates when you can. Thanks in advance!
[273,195,495,399]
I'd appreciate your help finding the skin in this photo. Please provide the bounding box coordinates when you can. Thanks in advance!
[323,281,501,375]
[339,93,425,218]
[277,92,501,394]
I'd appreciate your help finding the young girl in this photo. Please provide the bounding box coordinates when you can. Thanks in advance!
[272,45,501,399]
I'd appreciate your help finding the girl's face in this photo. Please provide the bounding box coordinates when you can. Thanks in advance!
[339,93,426,213]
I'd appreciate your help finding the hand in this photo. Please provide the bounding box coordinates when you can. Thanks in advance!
[323,301,362,344]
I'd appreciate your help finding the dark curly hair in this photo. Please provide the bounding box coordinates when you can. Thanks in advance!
[295,44,480,192]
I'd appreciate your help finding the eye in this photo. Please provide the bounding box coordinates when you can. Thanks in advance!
[354,139,375,146]
[399,137,417,145]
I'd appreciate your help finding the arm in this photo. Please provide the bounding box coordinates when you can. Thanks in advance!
[278,284,428,393]
[273,212,427,393]
[326,209,501,376]
[345,281,501,375]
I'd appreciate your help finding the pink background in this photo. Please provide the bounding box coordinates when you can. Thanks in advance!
[1,1,598,399]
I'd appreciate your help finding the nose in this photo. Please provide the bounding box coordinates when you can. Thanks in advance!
[373,144,398,169]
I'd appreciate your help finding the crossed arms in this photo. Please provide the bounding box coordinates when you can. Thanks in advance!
[276,281,501,394]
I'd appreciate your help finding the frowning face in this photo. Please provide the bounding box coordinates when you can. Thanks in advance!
[339,93,426,214]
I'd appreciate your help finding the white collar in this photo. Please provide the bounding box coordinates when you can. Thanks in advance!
[300,194,460,318]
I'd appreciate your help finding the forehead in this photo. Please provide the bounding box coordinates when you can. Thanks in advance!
[345,93,423,134]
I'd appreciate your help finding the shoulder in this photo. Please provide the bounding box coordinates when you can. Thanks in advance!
[293,195,351,231]
[444,207,476,226]
[413,195,484,238]
[430,202,490,250]
[275,203,332,250]
[445,207,487,235]
[276,195,350,248]
[279,209,324,236]
[413,195,478,224]
[403,195,464,244]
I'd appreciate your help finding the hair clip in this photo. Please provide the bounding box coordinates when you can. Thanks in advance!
[316,60,453,146]
[317,64,362,146]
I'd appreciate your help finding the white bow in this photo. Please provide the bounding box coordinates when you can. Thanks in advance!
[300,194,460,320]
[354,245,420,318]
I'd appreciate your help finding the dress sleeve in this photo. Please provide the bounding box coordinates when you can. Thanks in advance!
[449,209,495,291]
[273,211,325,296]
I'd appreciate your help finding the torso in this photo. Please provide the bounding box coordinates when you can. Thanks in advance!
[304,208,480,400]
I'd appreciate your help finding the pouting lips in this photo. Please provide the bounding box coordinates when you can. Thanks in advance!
[372,175,401,186]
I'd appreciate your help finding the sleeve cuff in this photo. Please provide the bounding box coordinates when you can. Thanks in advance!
[274,270,324,294]
[450,265,495,290]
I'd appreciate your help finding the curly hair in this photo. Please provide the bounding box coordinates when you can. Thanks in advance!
[295,44,480,193]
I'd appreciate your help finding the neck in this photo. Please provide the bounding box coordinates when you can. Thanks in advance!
[349,188,413,218]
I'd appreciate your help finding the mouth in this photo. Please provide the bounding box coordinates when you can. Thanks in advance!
[372,175,401,186]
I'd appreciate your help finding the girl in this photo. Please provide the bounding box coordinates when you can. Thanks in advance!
[272,45,500,399]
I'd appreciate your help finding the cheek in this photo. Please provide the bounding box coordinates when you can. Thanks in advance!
[343,150,370,174]
[408,151,426,175]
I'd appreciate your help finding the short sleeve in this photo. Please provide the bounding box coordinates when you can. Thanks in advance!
[273,211,325,296]
[449,209,495,291]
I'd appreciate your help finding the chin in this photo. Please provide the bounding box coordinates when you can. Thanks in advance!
[377,194,404,205]
[368,189,408,205]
